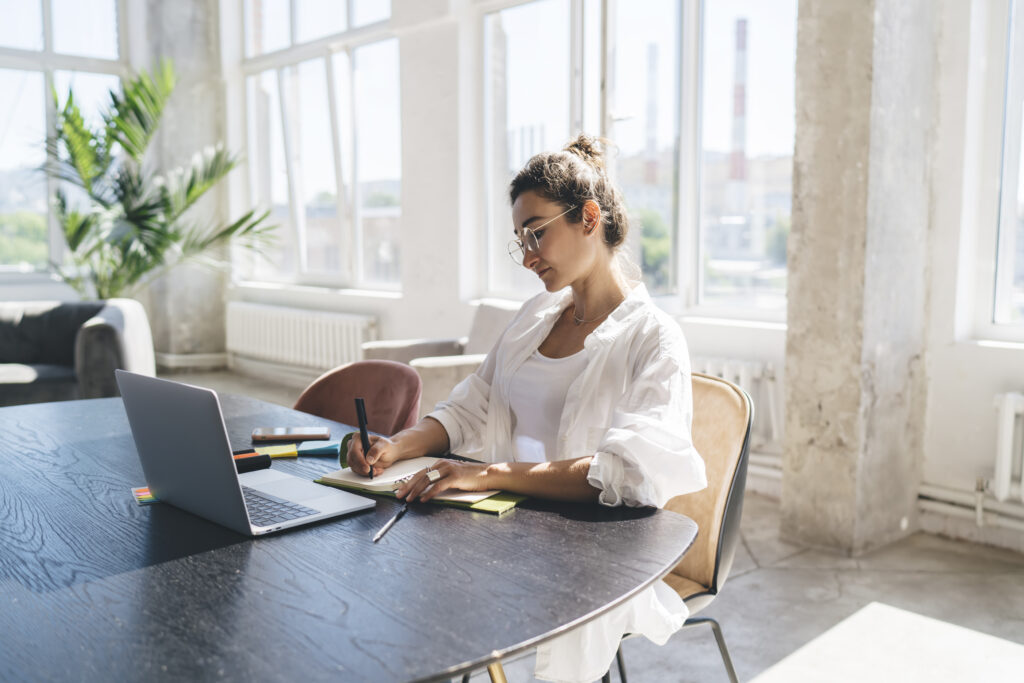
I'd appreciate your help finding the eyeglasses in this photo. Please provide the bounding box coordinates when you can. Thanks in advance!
[507,205,577,264]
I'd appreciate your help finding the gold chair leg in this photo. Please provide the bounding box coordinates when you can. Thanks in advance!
[486,661,508,683]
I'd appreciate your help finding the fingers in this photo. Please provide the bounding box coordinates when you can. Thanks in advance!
[347,434,384,476]
[364,436,386,475]
[396,463,448,502]
[418,464,447,502]
[346,434,369,475]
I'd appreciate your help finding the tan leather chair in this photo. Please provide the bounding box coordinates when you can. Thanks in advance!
[610,372,752,683]
[468,373,753,683]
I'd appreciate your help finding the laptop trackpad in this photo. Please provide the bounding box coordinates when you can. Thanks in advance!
[241,470,330,505]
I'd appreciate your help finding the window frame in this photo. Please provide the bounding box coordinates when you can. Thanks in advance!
[477,0,581,300]
[963,0,1024,343]
[237,3,399,291]
[987,0,1024,339]
[0,0,130,274]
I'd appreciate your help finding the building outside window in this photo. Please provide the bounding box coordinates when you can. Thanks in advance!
[482,0,797,320]
[240,0,401,290]
[0,0,125,272]
[698,0,796,315]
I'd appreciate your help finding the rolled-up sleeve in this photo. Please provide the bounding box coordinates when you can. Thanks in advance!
[586,343,707,508]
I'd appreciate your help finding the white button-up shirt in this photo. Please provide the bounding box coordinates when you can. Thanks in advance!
[428,283,707,682]
[428,282,706,507]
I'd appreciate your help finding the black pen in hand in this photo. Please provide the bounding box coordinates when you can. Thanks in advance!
[354,397,372,480]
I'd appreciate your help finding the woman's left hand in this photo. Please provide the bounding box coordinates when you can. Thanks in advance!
[395,459,490,502]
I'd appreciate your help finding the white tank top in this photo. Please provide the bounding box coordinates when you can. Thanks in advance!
[508,348,589,462]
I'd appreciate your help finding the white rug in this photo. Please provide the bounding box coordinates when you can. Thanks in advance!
[751,602,1024,682]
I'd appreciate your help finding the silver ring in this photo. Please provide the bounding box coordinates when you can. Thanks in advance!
[426,469,441,483]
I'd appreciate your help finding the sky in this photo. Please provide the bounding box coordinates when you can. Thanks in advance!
[702,0,797,157]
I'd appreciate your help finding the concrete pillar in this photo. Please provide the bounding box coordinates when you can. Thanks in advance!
[782,0,933,555]
[136,0,229,366]
[392,0,473,334]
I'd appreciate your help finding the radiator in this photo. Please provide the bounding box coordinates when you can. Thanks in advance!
[226,302,378,370]
[692,356,782,453]
[993,392,1024,503]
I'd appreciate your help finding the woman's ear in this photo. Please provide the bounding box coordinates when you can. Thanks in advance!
[583,200,601,234]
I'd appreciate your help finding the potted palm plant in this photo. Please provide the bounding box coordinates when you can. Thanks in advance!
[45,60,273,299]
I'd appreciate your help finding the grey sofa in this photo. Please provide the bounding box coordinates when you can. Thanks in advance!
[0,299,155,407]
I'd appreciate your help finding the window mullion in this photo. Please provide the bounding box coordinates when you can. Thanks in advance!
[43,67,64,268]
[599,0,612,139]
[324,53,354,286]
[41,1,60,270]
[277,67,308,274]
[116,0,129,63]
[569,0,583,134]
[289,0,298,47]
[350,49,363,285]
[996,0,1024,323]
[41,0,53,56]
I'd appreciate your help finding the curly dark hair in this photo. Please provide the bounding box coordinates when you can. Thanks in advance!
[508,134,630,250]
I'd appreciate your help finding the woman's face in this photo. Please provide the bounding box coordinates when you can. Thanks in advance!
[511,190,595,292]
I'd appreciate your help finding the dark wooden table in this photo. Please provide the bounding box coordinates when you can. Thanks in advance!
[0,395,697,682]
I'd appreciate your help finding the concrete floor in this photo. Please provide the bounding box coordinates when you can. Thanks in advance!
[161,369,1024,682]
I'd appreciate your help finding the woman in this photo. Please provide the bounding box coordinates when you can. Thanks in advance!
[347,135,706,682]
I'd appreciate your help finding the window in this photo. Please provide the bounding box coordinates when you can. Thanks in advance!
[607,0,681,296]
[241,1,401,289]
[244,0,391,54]
[0,0,125,271]
[0,69,47,269]
[352,40,402,286]
[484,0,571,297]
[698,0,796,314]
[480,0,797,320]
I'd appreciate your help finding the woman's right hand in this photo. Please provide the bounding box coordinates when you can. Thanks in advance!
[346,433,403,477]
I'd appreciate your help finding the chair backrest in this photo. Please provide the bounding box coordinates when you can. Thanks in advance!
[664,373,752,607]
[293,359,422,436]
[463,299,522,355]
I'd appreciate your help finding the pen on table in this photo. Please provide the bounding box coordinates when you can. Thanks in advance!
[355,397,372,480]
[373,502,408,542]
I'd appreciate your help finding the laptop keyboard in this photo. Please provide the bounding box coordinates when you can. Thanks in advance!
[242,486,319,527]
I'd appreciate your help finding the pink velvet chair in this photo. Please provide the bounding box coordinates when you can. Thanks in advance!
[293,359,422,436]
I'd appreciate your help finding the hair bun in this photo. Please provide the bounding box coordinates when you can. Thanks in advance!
[564,134,606,172]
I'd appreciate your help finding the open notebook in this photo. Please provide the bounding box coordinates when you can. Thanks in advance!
[315,456,525,514]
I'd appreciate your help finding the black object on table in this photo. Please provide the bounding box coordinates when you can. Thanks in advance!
[0,395,698,683]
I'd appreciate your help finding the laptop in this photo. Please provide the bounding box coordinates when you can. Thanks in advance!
[116,370,375,536]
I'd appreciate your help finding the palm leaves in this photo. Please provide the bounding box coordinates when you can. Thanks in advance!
[45,59,274,299]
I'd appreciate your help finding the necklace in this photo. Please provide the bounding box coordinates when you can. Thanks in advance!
[572,297,623,326]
